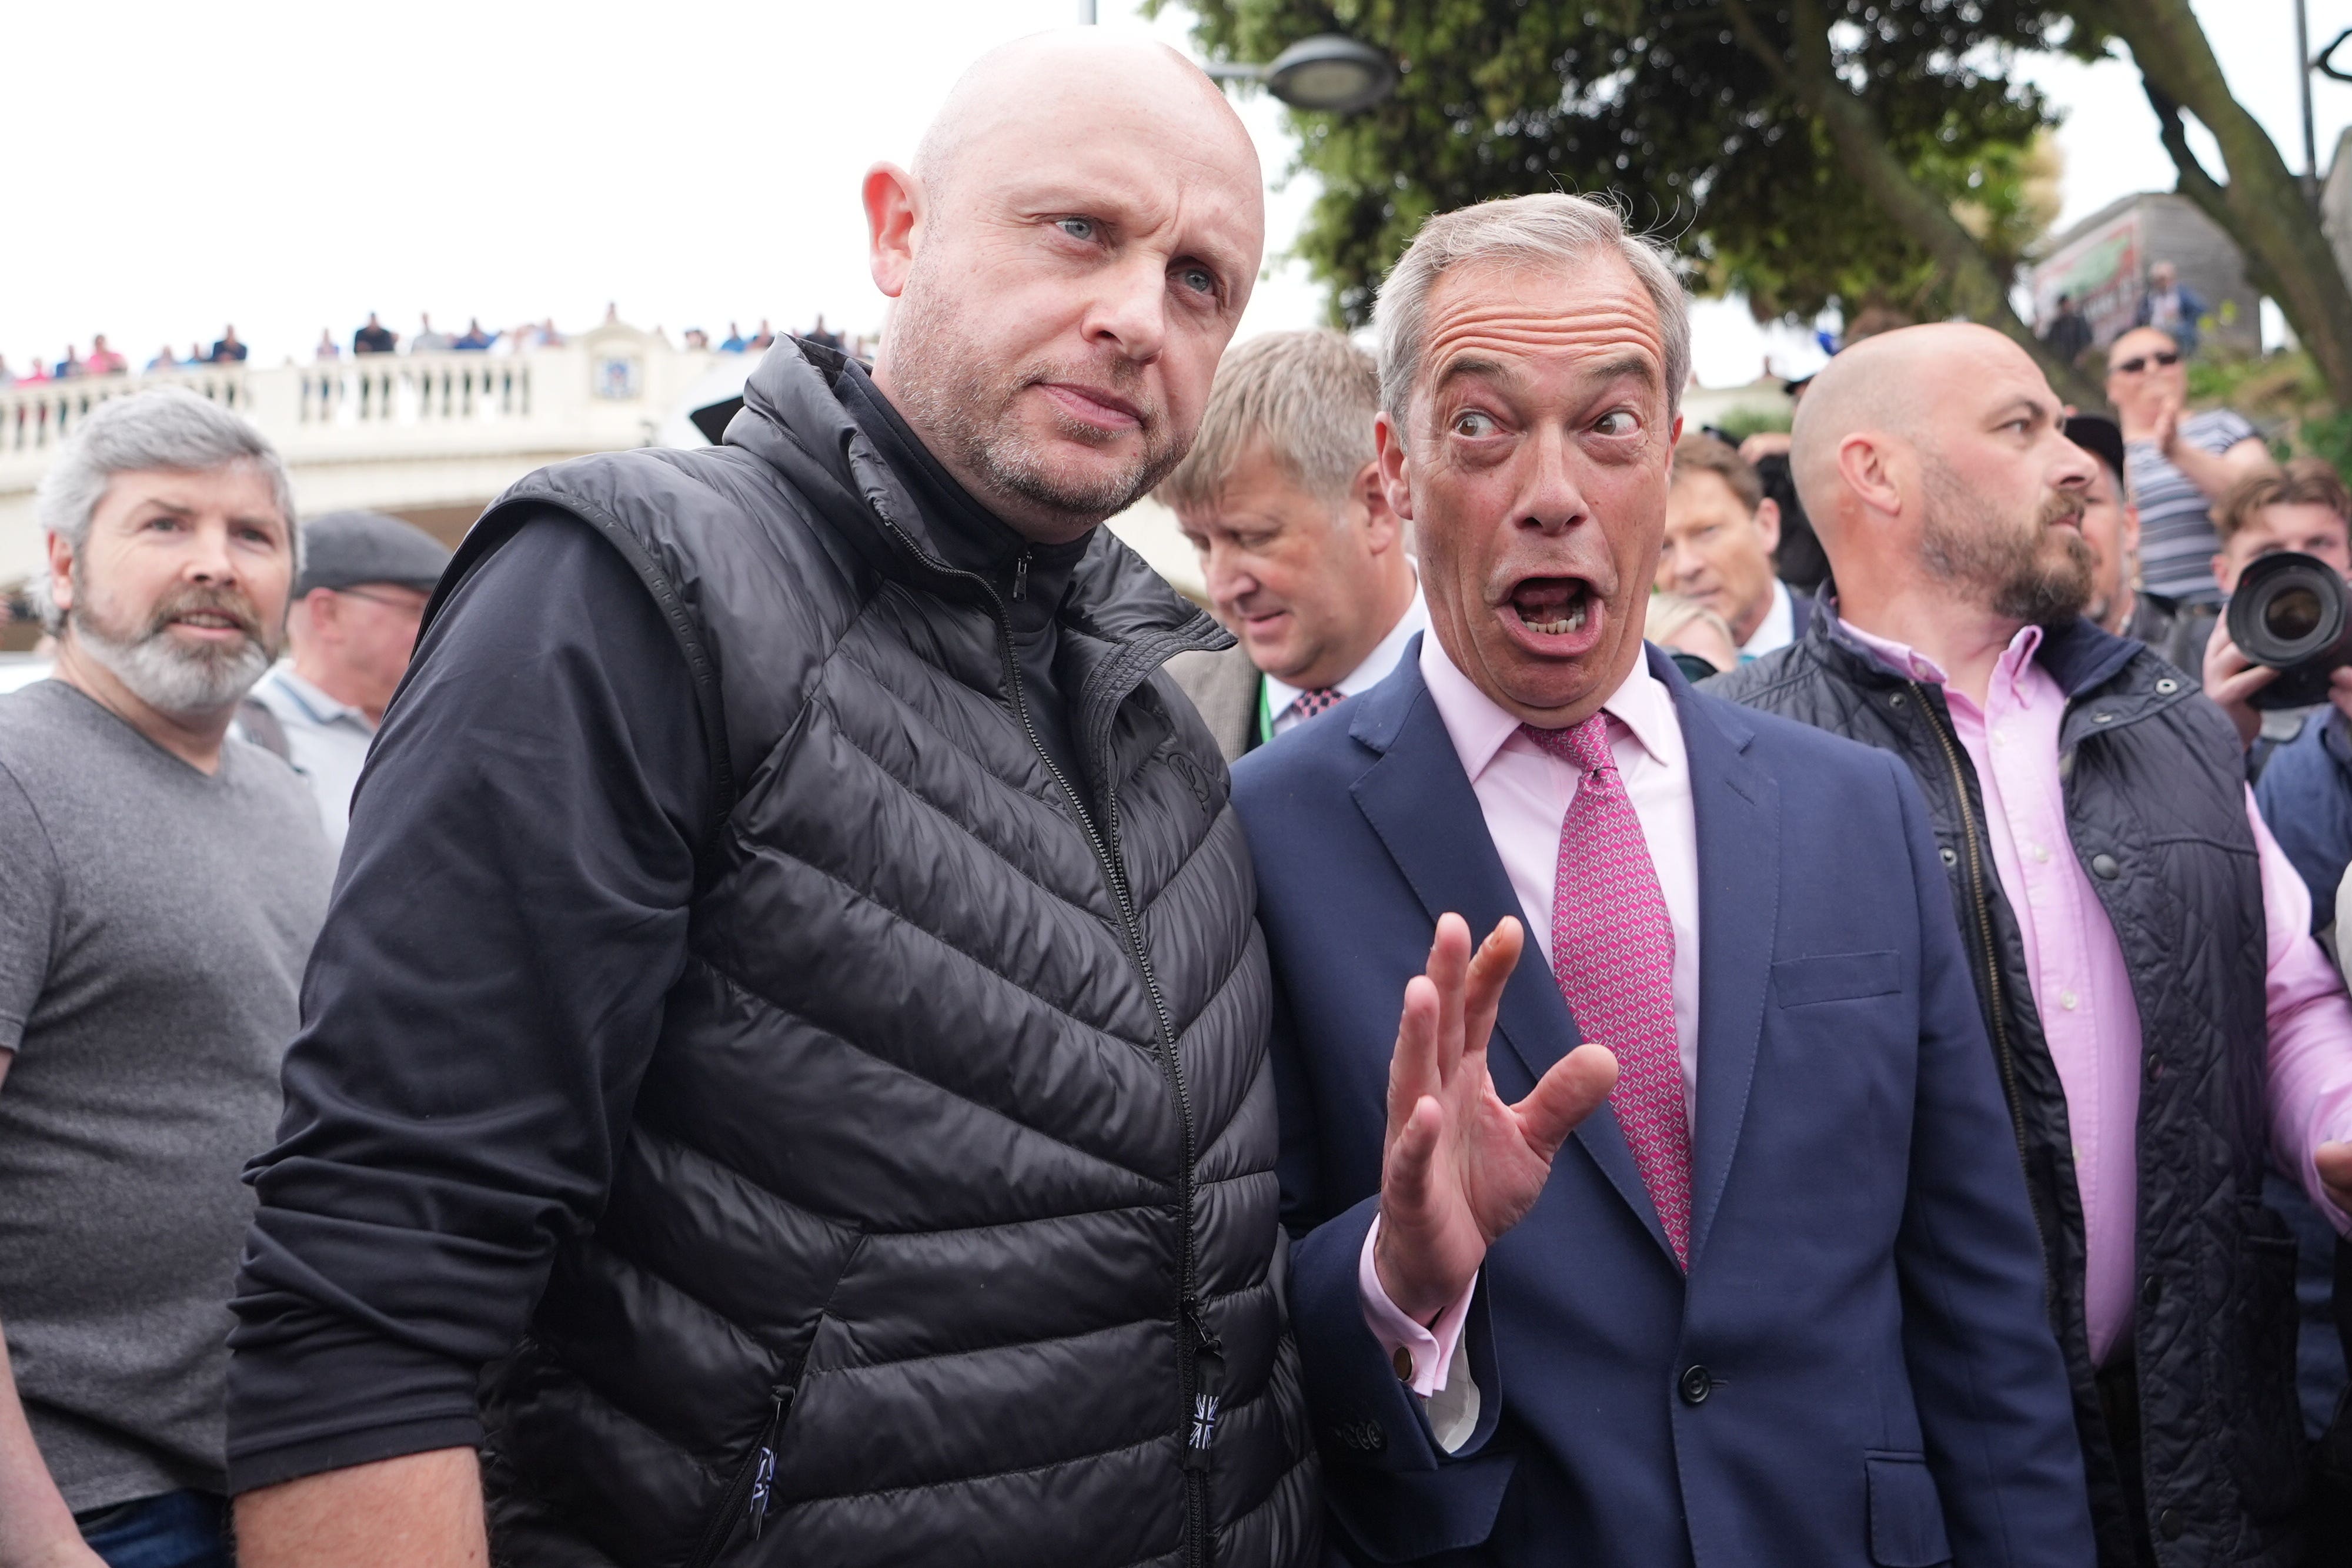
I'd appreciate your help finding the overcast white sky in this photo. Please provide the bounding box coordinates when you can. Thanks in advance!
[5,0,2347,389]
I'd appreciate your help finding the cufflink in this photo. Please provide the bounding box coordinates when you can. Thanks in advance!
[1392,1346,1414,1383]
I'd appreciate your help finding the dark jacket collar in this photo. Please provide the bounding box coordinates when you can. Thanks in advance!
[1812,594,2140,703]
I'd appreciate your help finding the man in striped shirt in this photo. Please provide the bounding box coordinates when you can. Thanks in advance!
[2106,326,2272,606]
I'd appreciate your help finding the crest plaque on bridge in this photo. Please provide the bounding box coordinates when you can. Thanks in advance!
[594,355,642,401]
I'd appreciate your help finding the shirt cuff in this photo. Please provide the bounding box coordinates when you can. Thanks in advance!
[1357,1215,1478,1398]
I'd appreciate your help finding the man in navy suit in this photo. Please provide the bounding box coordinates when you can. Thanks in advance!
[1231,192,2093,1565]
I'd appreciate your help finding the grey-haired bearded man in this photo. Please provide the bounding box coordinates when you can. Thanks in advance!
[0,388,329,1568]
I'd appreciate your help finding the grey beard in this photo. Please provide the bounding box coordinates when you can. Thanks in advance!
[70,606,270,717]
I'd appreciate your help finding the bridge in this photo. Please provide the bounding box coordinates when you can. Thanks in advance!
[0,322,1210,643]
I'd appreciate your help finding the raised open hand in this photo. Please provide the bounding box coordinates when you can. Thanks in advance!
[1373,913,1619,1324]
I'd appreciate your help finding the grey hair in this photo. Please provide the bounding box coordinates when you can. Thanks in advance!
[1157,329,1380,516]
[33,387,296,631]
[1372,192,1692,435]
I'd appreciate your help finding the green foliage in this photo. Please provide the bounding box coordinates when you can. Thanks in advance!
[1164,0,2079,329]
[2179,347,2352,474]
[1709,404,1793,442]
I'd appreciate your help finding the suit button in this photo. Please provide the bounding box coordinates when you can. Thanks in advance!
[2141,1276,2162,1309]
[1678,1365,1713,1405]
[2091,853,2121,880]
[2157,1506,2184,1540]
[2145,1054,2163,1084]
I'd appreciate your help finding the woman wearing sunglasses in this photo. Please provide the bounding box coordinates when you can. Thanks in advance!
[2106,324,2275,607]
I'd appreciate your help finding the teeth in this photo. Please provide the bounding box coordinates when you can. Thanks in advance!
[1518,599,1588,637]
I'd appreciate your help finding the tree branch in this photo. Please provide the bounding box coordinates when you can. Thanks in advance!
[1752,0,2106,405]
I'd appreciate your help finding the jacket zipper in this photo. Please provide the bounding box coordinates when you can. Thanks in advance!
[1906,683,2049,1266]
[686,1383,793,1568]
[876,524,1215,1568]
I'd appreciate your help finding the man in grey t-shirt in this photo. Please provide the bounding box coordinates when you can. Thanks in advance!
[0,390,329,1568]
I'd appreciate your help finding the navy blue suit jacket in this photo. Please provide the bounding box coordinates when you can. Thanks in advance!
[1232,643,2092,1567]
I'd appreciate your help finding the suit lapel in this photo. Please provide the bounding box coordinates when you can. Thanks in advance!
[1658,652,1780,1266]
[1345,648,1676,1263]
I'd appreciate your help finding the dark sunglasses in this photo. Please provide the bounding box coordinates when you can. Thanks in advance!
[2110,350,2181,375]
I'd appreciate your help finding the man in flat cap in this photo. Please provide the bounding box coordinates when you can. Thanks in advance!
[243,510,449,847]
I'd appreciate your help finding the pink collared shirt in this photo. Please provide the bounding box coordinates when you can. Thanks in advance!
[1360,636,1700,1407]
[1841,618,2352,1366]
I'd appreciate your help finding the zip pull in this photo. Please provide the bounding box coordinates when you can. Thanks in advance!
[1013,548,1031,602]
[747,1385,791,1541]
[1182,1298,1225,1470]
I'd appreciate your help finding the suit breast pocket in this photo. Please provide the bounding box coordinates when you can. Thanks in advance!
[1772,950,1902,1008]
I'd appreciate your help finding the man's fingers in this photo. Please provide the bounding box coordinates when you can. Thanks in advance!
[2317,1142,2352,1215]
[1461,918,1524,1065]
[1387,977,1440,1135]
[1513,1044,1621,1163]
[1384,1095,1443,1213]
[1426,914,1471,1085]
[2213,666,2280,703]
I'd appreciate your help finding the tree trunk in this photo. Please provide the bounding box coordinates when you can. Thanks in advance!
[1722,0,2108,409]
[2079,0,2352,402]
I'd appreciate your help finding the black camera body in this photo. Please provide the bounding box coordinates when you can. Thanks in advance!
[2226,550,2352,710]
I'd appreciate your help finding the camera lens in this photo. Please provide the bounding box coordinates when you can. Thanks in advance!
[2266,585,2325,642]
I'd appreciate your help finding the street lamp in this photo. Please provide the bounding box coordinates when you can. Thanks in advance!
[1205,34,1399,115]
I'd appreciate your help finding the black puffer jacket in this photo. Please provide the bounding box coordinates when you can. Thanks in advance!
[1709,608,2304,1567]
[460,343,1319,1567]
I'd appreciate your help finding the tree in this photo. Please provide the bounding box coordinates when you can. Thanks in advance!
[2060,0,2352,404]
[1172,0,2101,402]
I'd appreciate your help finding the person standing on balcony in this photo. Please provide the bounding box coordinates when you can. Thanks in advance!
[0,354,14,388]
[312,331,339,364]
[451,319,496,353]
[0,388,328,1568]
[84,337,125,376]
[143,346,178,375]
[55,347,84,380]
[410,314,451,353]
[243,510,450,850]
[351,315,397,356]
[206,329,246,365]
[225,32,1317,1568]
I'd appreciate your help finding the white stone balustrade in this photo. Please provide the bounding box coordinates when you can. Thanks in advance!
[0,322,719,584]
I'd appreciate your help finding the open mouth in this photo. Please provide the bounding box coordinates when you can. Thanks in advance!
[1507,577,1594,638]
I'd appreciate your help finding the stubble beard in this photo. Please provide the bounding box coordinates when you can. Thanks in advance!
[886,258,1184,529]
[1919,459,2095,627]
[68,566,275,718]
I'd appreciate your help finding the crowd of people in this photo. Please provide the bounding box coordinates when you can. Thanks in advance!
[0,312,859,390]
[9,27,2352,1568]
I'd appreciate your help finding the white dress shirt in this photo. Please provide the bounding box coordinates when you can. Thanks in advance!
[1361,636,1703,1442]
[1262,587,1430,738]
[1738,579,1797,661]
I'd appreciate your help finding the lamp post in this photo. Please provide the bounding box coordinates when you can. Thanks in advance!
[2298,0,2318,202]
[1204,34,1399,114]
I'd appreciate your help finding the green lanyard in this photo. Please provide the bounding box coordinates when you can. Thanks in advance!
[1257,678,1277,747]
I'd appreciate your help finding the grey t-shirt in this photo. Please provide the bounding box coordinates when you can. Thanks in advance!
[0,680,330,1510]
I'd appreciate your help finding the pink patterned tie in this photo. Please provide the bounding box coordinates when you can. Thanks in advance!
[1286,687,1345,724]
[1524,716,1692,1269]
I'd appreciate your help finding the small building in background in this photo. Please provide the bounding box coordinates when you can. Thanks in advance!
[2029,192,2262,355]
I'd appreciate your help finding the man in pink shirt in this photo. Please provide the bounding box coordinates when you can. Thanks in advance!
[1237,195,2090,1567]
[1712,321,2352,1565]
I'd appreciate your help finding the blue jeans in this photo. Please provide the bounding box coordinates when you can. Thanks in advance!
[75,1490,229,1568]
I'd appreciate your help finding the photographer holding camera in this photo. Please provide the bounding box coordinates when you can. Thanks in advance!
[2205,460,2352,751]
[2237,463,2352,920]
